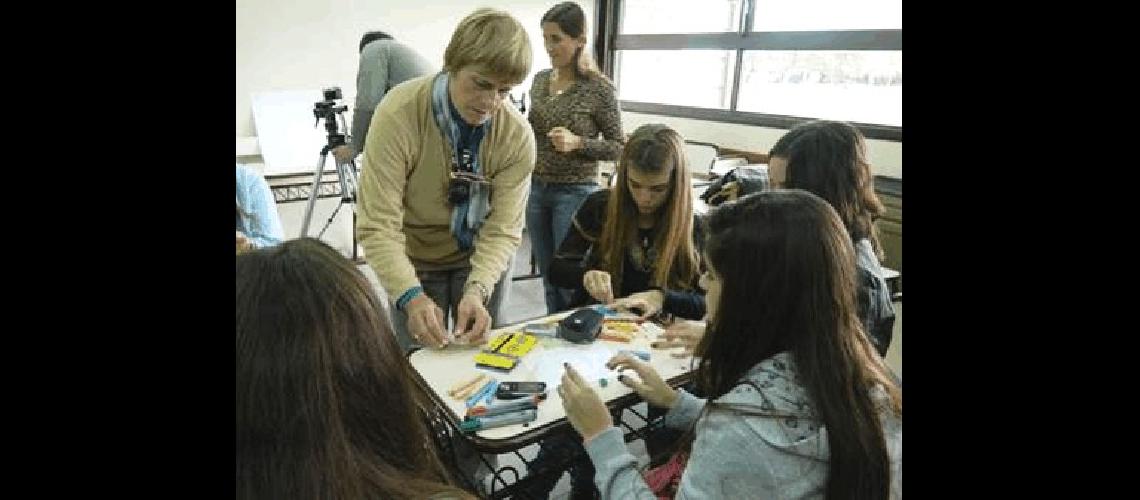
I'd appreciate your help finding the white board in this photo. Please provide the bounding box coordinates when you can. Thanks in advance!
[250,89,328,176]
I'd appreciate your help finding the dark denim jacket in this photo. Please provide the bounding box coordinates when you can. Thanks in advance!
[855,238,896,356]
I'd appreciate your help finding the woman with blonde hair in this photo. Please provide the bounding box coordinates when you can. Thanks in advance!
[355,8,536,354]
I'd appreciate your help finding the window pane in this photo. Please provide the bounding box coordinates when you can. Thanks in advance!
[620,0,744,34]
[617,50,737,109]
[753,0,902,31]
[736,51,901,126]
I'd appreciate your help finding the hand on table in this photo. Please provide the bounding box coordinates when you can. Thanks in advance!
[583,270,614,304]
[652,319,706,357]
[610,289,665,320]
[406,294,449,348]
[452,292,491,345]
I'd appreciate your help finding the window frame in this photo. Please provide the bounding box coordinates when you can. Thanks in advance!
[605,0,903,142]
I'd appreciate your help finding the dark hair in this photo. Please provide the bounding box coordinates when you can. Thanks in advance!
[595,123,700,294]
[696,190,901,500]
[236,238,472,499]
[541,1,607,82]
[359,30,393,53]
[769,120,887,259]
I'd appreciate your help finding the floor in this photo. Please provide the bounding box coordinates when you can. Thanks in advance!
[355,229,902,499]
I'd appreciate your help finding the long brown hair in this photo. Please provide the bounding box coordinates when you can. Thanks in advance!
[595,124,700,294]
[769,120,887,259]
[696,190,901,499]
[541,1,610,83]
[236,238,474,499]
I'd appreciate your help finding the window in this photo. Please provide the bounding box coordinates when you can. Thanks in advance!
[609,0,902,140]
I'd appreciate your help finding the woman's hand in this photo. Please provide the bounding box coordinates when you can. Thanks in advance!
[652,319,706,357]
[606,353,680,409]
[405,295,449,349]
[331,145,355,165]
[611,289,665,320]
[559,363,613,442]
[452,291,491,345]
[548,126,583,153]
[583,270,614,304]
[236,231,254,254]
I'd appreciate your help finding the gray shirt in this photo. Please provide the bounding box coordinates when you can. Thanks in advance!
[350,39,435,155]
[585,351,903,499]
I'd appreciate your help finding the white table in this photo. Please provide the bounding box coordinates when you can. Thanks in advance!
[408,311,697,453]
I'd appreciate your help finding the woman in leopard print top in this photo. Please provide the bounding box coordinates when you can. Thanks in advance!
[526,1,625,314]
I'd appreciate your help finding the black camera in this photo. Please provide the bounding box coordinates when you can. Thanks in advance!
[447,148,476,205]
[448,179,471,205]
[313,87,348,122]
[312,86,349,147]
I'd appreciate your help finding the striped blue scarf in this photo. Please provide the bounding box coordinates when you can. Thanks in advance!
[430,72,491,251]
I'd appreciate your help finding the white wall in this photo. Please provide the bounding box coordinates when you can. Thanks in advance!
[237,0,593,138]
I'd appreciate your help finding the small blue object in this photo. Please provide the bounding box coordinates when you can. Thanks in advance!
[465,379,497,408]
[484,380,499,404]
[599,378,608,387]
[396,286,424,311]
[620,349,651,361]
[590,304,618,316]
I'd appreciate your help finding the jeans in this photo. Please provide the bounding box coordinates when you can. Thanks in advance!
[388,258,513,355]
[526,179,598,314]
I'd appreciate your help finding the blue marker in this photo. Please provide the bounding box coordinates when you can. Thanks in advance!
[460,408,538,432]
[619,349,651,361]
[591,305,618,316]
[484,380,499,404]
[465,379,497,408]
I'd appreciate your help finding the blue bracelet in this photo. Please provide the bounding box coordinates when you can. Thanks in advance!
[396,286,423,311]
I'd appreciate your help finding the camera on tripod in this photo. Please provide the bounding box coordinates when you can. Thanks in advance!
[313,87,349,137]
[299,85,360,251]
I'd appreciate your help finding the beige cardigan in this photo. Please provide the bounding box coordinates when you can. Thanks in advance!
[356,74,536,302]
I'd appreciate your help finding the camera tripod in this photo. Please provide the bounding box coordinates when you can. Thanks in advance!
[299,89,361,261]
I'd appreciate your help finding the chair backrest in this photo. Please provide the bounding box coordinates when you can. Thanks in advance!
[683,140,720,177]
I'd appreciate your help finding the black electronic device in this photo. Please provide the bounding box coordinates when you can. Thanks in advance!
[495,381,548,400]
[558,307,604,344]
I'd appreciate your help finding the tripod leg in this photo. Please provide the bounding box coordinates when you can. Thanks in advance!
[318,159,353,241]
[316,199,345,239]
[342,159,361,261]
[300,153,330,237]
[333,158,361,260]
